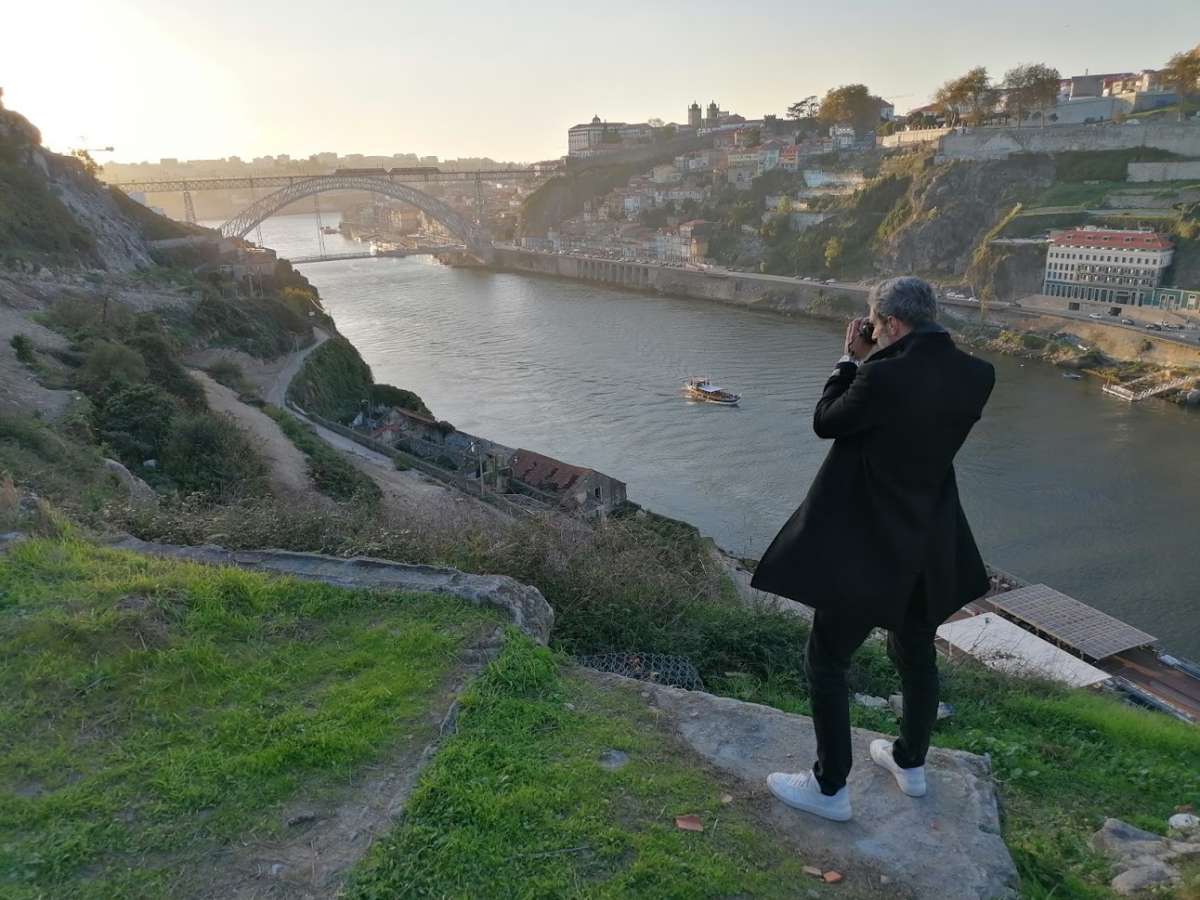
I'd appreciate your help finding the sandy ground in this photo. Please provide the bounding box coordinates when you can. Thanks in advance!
[194,371,318,500]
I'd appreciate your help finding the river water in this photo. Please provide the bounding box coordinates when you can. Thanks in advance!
[228,214,1200,657]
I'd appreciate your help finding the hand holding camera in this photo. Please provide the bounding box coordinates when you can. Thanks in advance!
[844,316,876,360]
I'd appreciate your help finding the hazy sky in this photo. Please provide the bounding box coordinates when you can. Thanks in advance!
[5,0,1195,164]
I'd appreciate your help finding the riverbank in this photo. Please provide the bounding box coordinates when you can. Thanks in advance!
[485,247,1200,401]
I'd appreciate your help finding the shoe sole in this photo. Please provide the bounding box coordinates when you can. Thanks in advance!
[871,745,927,798]
[767,779,852,822]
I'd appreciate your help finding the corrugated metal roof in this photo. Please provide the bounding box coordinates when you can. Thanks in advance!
[987,584,1157,660]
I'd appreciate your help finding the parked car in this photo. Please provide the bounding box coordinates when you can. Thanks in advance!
[1088,313,1103,319]
[823,278,836,284]
[1121,319,1135,325]
[1146,324,1163,331]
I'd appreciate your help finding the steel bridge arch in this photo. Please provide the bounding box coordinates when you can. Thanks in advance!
[218,174,493,261]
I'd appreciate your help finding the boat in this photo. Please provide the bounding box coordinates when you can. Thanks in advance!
[1063,373,1082,380]
[684,376,740,405]
[321,225,338,235]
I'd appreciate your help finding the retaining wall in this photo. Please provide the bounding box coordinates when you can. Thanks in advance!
[937,123,1200,161]
[1127,160,1200,182]
[491,248,869,318]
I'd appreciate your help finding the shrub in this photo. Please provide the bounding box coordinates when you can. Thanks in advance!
[76,340,147,399]
[94,383,179,465]
[160,413,268,499]
[206,359,248,393]
[370,383,432,418]
[10,333,34,364]
[128,331,206,408]
[287,337,373,423]
[1020,333,1047,350]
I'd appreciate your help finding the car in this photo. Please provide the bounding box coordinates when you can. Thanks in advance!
[1088,313,1103,319]
[1146,324,1163,331]
[823,278,836,284]
[1121,319,1135,325]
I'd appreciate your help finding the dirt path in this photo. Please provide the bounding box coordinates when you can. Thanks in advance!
[193,372,318,501]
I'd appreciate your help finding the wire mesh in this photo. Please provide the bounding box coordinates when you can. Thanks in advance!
[575,652,704,691]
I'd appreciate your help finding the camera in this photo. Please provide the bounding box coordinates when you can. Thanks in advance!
[858,321,876,344]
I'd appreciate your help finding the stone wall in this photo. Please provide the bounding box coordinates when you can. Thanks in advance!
[1127,160,1200,182]
[937,123,1200,162]
[491,248,869,318]
[880,128,951,148]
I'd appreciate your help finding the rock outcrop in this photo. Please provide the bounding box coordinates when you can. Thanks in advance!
[107,537,554,643]
[1091,817,1200,895]
[585,669,1020,899]
[875,158,1055,277]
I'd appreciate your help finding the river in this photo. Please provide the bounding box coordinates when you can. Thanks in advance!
[225,213,1200,658]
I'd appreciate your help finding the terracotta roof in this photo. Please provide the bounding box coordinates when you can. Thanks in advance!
[1051,228,1173,251]
[511,448,593,492]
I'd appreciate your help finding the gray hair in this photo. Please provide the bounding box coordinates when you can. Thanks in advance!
[869,276,938,326]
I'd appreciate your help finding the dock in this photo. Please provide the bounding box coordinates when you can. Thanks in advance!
[951,576,1200,723]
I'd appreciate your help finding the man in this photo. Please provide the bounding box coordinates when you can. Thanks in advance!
[750,276,995,822]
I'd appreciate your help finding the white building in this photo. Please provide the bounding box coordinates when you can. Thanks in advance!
[1042,227,1174,306]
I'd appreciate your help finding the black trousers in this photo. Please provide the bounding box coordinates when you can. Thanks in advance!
[805,585,940,795]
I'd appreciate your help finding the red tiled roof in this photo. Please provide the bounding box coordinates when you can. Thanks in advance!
[1051,229,1173,251]
[511,448,593,492]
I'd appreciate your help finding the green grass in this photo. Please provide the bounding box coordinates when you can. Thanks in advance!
[346,636,827,899]
[709,647,1200,899]
[263,404,382,503]
[0,537,499,898]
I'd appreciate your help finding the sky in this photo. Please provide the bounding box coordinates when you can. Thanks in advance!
[4,0,1196,165]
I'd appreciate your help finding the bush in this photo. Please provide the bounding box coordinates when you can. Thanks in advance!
[370,383,432,418]
[10,333,34,364]
[128,331,206,408]
[160,413,268,500]
[76,340,147,398]
[1020,333,1047,350]
[94,383,179,465]
[287,337,373,423]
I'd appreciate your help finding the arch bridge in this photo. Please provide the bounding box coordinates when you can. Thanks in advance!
[222,174,493,261]
[110,169,547,263]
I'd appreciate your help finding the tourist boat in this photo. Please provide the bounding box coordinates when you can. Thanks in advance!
[1062,373,1082,380]
[684,376,740,405]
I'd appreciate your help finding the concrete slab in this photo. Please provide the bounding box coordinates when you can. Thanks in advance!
[584,670,1019,899]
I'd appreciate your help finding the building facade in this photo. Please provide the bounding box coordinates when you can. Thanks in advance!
[1042,227,1174,306]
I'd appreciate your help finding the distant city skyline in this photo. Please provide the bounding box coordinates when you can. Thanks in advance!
[5,0,1195,164]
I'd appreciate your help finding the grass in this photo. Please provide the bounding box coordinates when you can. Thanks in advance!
[263,404,382,503]
[346,636,828,899]
[0,537,499,898]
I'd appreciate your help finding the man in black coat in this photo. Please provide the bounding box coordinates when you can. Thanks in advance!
[751,276,995,822]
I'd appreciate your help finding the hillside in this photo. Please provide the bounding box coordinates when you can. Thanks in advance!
[2,99,1200,898]
[753,147,1199,303]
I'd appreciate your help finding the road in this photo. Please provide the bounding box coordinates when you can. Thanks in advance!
[1009,305,1200,347]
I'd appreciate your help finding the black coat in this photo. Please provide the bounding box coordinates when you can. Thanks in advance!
[750,326,996,629]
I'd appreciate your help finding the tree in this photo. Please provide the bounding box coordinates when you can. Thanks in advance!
[935,67,995,127]
[1003,63,1061,127]
[823,236,843,272]
[787,96,819,120]
[1162,44,1200,122]
[71,149,101,177]
[818,84,886,135]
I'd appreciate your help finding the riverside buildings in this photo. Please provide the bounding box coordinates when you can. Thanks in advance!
[1042,227,1174,307]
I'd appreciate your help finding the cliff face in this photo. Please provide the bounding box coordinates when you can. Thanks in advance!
[873,157,1055,277]
[1,97,164,271]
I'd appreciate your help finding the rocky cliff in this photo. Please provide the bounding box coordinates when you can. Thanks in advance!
[873,156,1055,277]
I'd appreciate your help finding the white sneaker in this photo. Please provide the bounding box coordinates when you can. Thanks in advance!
[766,769,852,822]
[870,739,927,797]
